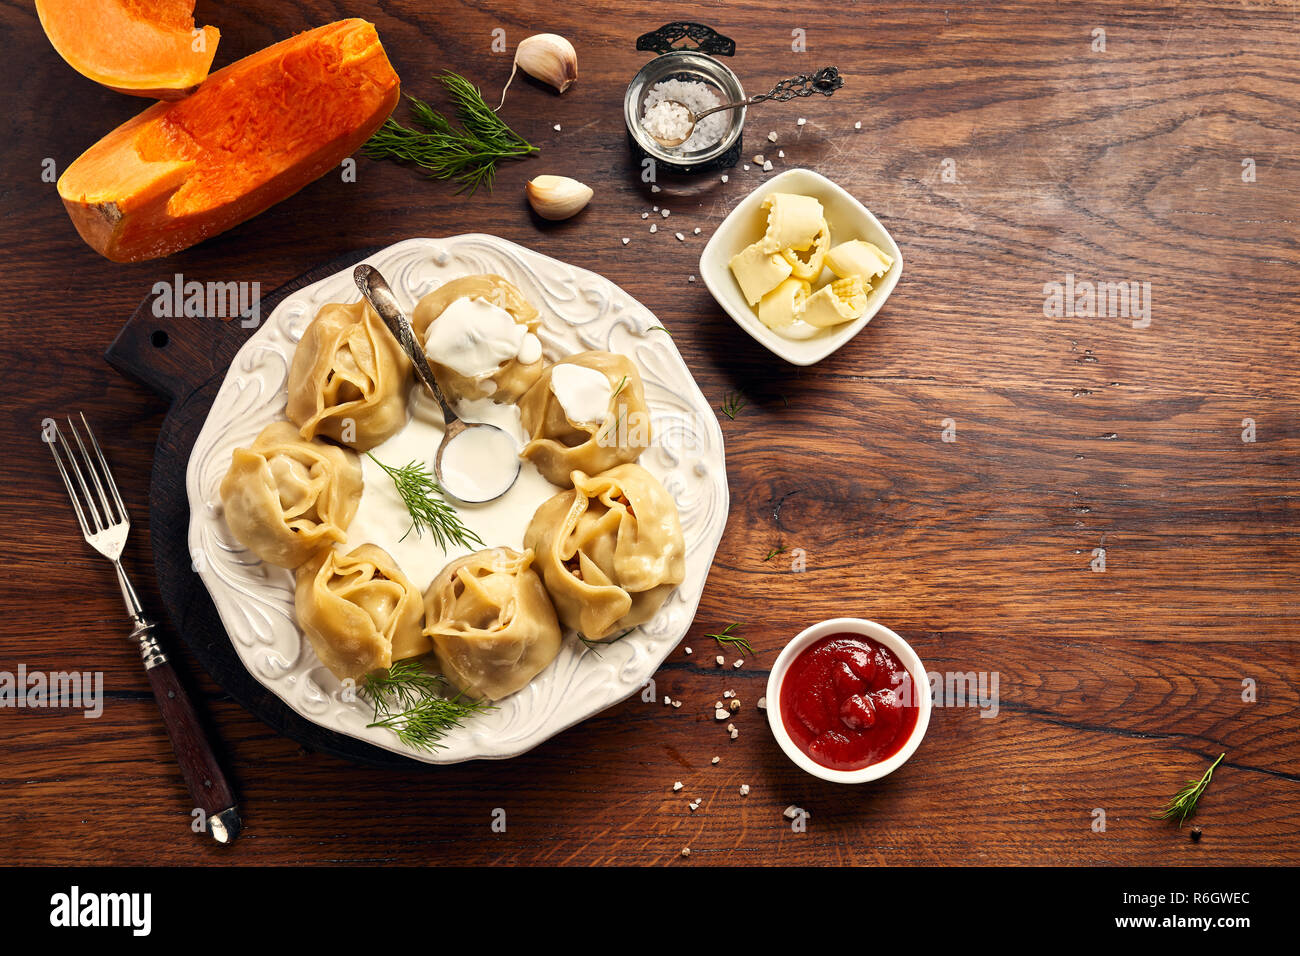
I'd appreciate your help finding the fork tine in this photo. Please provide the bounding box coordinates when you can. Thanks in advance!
[81,412,128,521]
[46,423,92,538]
[58,417,103,532]
[68,414,118,526]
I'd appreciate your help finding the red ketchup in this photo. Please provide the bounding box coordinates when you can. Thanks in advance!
[780,633,920,771]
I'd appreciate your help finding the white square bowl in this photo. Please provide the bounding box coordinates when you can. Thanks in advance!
[699,167,903,366]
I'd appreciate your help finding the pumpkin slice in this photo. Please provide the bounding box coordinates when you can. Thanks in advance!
[36,0,220,100]
[57,19,401,262]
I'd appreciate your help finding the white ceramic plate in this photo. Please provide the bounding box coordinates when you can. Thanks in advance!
[699,167,903,366]
[186,235,729,764]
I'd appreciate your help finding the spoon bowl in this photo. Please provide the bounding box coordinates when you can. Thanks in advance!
[353,264,521,504]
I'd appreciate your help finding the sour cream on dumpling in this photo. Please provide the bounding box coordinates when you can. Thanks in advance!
[424,296,542,380]
[549,362,613,425]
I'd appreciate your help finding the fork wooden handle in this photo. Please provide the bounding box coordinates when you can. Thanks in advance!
[136,622,241,845]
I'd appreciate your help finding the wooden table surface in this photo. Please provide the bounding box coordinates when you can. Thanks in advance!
[1,0,1296,867]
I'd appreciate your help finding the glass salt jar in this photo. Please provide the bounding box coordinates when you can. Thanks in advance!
[624,24,745,175]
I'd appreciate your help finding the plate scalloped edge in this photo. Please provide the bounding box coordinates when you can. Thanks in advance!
[185,235,730,764]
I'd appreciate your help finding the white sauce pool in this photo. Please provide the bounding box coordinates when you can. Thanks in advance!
[346,388,562,591]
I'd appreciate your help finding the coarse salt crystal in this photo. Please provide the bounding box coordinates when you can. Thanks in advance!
[663,695,671,705]
[753,154,765,164]
[778,150,784,158]
[712,756,720,764]
[743,164,750,171]
[553,124,561,131]
[762,160,773,172]
[622,237,630,245]
[715,655,724,666]
[651,184,661,193]
[733,659,743,668]
[767,131,777,142]
[797,117,807,126]
[681,847,690,857]
[688,275,695,282]
[675,232,685,241]
[854,121,862,130]
[729,728,739,739]
[641,212,649,219]
[693,227,701,234]
[672,700,682,709]
[661,209,670,217]
[784,805,803,819]
[673,781,683,791]
[684,647,692,655]
[650,224,657,233]
[756,696,767,710]
[715,708,729,720]
[721,175,729,183]
[740,785,750,796]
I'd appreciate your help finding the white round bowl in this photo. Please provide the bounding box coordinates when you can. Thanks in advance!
[765,617,931,784]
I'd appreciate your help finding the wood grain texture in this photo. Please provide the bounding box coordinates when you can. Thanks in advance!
[0,0,1296,866]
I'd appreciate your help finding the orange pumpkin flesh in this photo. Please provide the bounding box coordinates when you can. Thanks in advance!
[57,19,401,262]
[36,0,220,100]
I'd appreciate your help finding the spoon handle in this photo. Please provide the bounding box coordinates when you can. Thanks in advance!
[696,66,844,120]
[354,264,459,426]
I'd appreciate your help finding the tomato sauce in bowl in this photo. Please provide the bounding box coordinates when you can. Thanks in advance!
[776,629,923,775]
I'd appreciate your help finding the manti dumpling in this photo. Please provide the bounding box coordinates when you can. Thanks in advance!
[294,544,431,681]
[423,547,563,700]
[410,274,544,404]
[518,351,652,486]
[286,298,411,451]
[524,464,685,640]
[218,421,363,569]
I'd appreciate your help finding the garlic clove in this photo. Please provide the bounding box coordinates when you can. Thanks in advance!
[526,175,593,220]
[498,34,577,108]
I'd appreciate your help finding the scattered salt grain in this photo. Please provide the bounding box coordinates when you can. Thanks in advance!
[740,784,750,796]
[712,756,720,765]
[854,121,862,130]
[672,700,682,709]
[681,847,691,857]
[797,117,807,127]
[663,695,671,705]
[715,708,729,720]
[743,164,750,171]
[622,237,630,245]
[649,224,657,233]
[641,212,649,219]
[651,184,661,193]
[661,209,670,217]
[715,655,724,666]
[684,647,692,655]
[675,232,685,241]
[688,275,696,282]
[756,696,767,710]
[553,124,561,131]
[653,205,658,211]
[673,781,683,791]
[778,150,785,159]
[762,160,773,172]
[723,690,733,699]
[767,131,777,142]
[783,805,805,820]
[753,154,765,164]
[733,659,743,669]
[693,227,701,234]
[729,728,739,740]
[721,175,729,183]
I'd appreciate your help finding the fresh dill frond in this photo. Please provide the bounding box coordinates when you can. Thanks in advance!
[578,628,637,657]
[720,391,746,421]
[359,660,495,751]
[705,622,752,656]
[1155,752,1225,826]
[367,453,485,551]
[645,325,672,335]
[362,72,538,194]
[763,544,788,562]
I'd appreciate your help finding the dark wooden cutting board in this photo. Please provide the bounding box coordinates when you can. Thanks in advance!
[103,247,420,769]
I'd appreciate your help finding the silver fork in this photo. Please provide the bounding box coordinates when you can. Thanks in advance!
[46,413,241,845]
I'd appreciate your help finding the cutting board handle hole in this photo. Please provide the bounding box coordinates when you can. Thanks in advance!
[151,330,170,348]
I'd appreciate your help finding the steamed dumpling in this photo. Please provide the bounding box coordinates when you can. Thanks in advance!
[410,274,544,404]
[218,421,363,569]
[518,351,651,486]
[524,464,685,641]
[294,544,430,681]
[423,547,563,700]
[286,299,411,451]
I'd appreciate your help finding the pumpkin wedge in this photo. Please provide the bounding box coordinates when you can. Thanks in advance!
[36,0,220,99]
[58,19,400,262]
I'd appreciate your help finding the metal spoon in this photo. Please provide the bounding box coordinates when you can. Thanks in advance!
[647,66,844,149]
[354,264,521,504]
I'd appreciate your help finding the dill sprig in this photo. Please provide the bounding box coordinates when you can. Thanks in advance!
[645,325,672,335]
[363,71,538,194]
[367,453,485,550]
[705,622,752,656]
[1155,752,1225,826]
[763,544,788,562]
[720,391,746,421]
[578,627,637,656]
[360,661,494,751]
